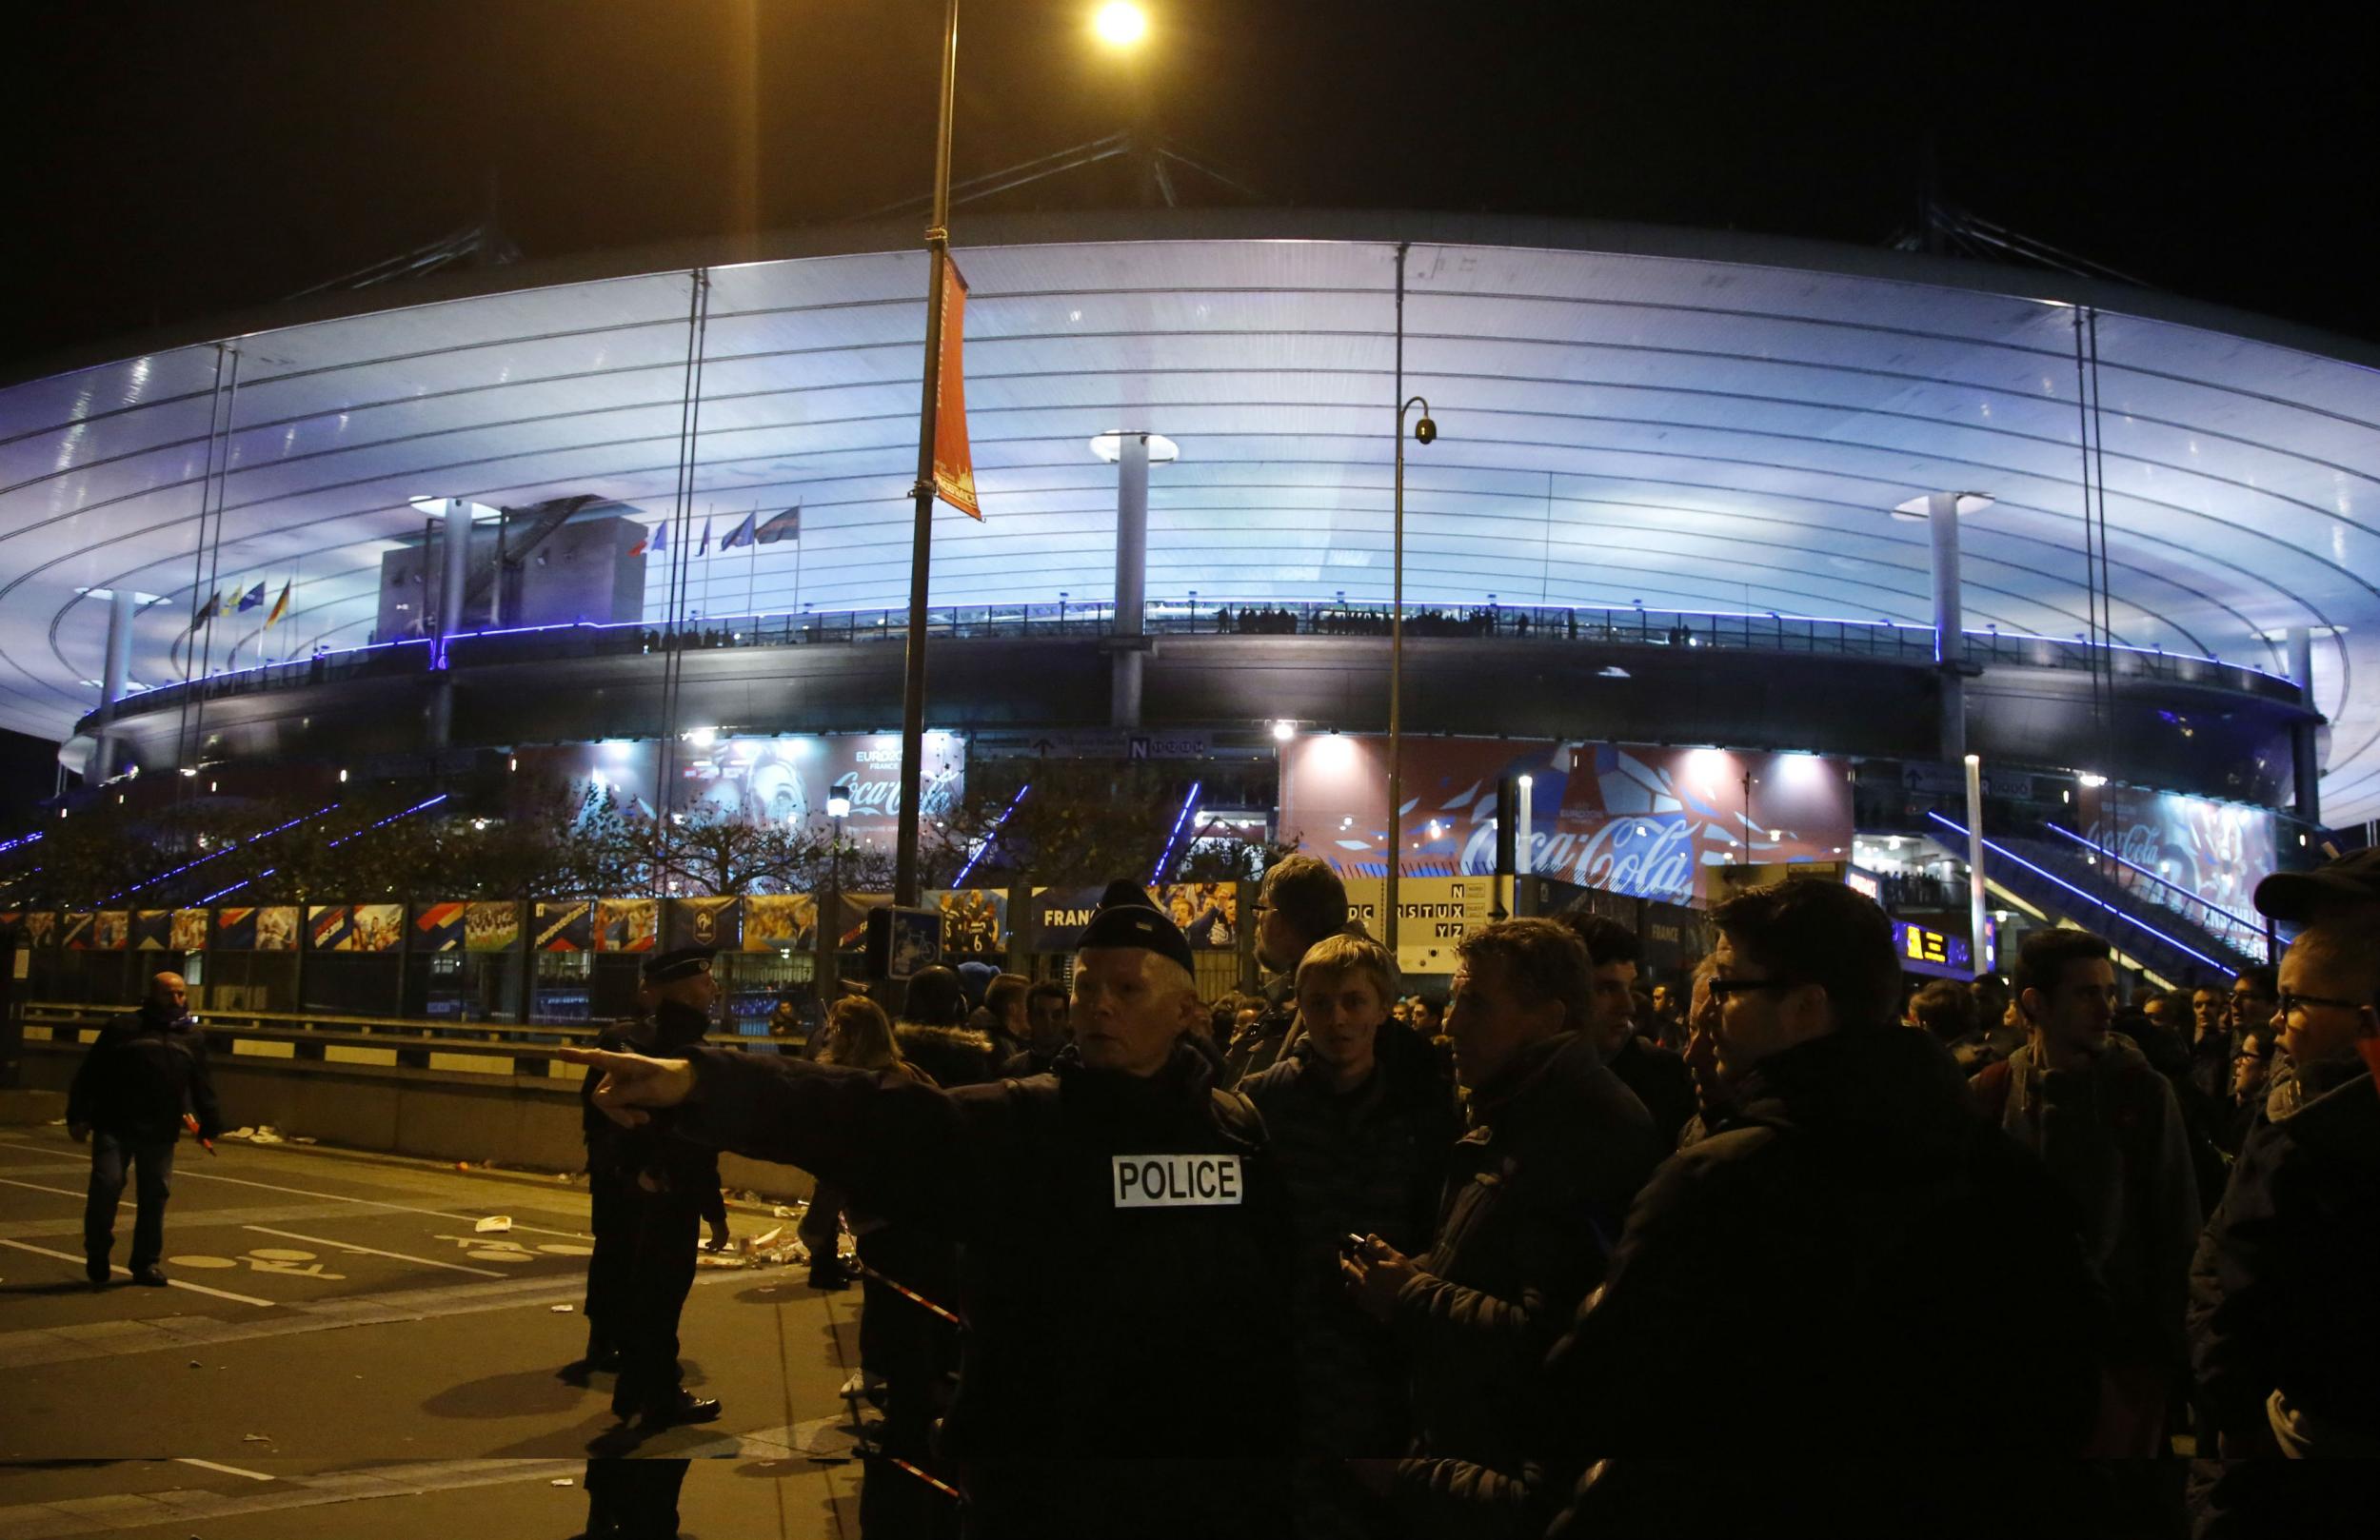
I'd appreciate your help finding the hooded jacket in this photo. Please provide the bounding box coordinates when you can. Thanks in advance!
[672,1035,1295,1536]
[893,1021,1001,1090]
[1389,1029,1656,1538]
[1544,1026,2105,1539]
[67,1000,221,1145]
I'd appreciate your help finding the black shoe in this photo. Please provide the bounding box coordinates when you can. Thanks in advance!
[585,1349,623,1373]
[635,1392,723,1428]
[132,1265,168,1288]
[807,1262,851,1291]
[86,1259,109,1289]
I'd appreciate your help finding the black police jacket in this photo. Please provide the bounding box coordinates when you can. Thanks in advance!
[678,1036,1294,1465]
[67,1001,221,1145]
[583,1002,723,1224]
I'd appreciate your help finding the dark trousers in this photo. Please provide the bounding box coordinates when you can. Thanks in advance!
[584,1173,633,1359]
[85,1132,174,1272]
[611,1186,700,1416]
[583,1456,688,1539]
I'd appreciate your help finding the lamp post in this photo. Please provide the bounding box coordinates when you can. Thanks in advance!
[1388,389,1437,953]
[822,775,856,1004]
[892,1,1148,906]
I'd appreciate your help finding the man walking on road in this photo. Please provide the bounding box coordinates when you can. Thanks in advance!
[67,971,219,1288]
[578,948,729,1429]
[565,891,1294,1539]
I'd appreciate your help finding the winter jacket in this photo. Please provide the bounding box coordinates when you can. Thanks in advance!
[1605,1034,1695,1155]
[1390,1029,1656,1539]
[582,1001,725,1229]
[1241,1024,1460,1461]
[893,1021,1001,1090]
[2189,1057,2380,1450]
[67,1001,221,1145]
[673,1036,1295,1538]
[1982,1036,2199,1368]
[1545,1026,2107,1539]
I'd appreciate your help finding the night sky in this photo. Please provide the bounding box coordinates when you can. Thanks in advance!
[8,1,2378,373]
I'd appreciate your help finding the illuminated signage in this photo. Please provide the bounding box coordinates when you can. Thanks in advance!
[1894,919,1973,979]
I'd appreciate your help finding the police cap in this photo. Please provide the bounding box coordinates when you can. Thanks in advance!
[642,946,717,984]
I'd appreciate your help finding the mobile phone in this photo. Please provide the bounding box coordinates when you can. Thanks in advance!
[1339,1233,1368,1260]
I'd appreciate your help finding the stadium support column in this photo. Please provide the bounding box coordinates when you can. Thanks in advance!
[93,588,135,780]
[1110,431,1150,729]
[428,498,470,748]
[1929,490,1966,764]
[2287,625,2322,829]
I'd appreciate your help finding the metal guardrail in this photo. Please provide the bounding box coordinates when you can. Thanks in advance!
[99,598,2301,725]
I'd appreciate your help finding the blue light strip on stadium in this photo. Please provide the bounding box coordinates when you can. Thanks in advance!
[2043,824,2261,931]
[196,795,448,904]
[97,805,337,904]
[953,783,1030,889]
[1925,813,2229,972]
[0,830,42,855]
[1149,781,1203,887]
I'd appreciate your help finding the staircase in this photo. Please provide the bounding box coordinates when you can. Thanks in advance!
[1925,814,2270,984]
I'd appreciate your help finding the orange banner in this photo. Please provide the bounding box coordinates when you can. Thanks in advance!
[931,256,982,520]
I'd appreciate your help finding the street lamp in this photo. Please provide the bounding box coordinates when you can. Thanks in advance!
[1387,387,1436,953]
[821,775,858,1003]
[893,0,1147,906]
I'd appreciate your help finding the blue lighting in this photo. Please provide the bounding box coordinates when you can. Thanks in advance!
[953,783,1030,889]
[1149,780,1204,887]
[97,805,336,904]
[2044,824,2260,931]
[197,795,447,904]
[1925,813,2229,973]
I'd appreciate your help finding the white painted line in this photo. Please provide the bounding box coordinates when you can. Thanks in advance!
[0,1174,89,1200]
[175,1456,275,1482]
[0,1139,585,1238]
[0,1237,276,1308]
[242,1225,508,1278]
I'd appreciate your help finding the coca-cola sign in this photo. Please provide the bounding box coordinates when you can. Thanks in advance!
[1280,737,1852,906]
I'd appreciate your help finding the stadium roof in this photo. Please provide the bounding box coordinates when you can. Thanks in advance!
[4,208,2376,820]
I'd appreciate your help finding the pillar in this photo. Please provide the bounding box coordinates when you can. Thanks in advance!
[1963,752,1988,977]
[92,588,136,780]
[1110,432,1150,729]
[2287,625,2322,829]
[1929,490,1966,764]
[428,500,471,749]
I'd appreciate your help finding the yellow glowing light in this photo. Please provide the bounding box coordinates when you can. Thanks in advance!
[1093,2,1148,46]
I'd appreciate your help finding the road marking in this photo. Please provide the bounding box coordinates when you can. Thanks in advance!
[0,1139,585,1237]
[0,1237,275,1307]
[0,1174,88,1199]
[242,1224,508,1278]
[174,1457,274,1482]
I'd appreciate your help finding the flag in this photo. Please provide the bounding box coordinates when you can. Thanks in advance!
[236,582,267,612]
[719,508,759,551]
[186,592,220,634]
[631,522,667,558]
[696,516,713,556]
[265,581,292,628]
[755,506,802,545]
[931,256,982,520]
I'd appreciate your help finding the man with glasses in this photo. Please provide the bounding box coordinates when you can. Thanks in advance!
[2228,966,2280,1040]
[1227,855,1351,1083]
[2191,848,2380,1507]
[2189,983,2234,1119]
[1542,879,2102,1534]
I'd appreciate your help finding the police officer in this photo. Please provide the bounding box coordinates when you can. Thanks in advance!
[67,971,220,1287]
[565,889,1294,1540]
[577,947,729,1427]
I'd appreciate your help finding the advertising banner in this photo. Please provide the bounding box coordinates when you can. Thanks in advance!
[522,733,964,838]
[465,902,520,953]
[214,908,257,950]
[596,898,659,953]
[254,907,299,951]
[61,912,95,949]
[665,898,742,952]
[933,889,1007,956]
[2080,785,2274,955]
[1160,883,1239,949]
[131,911,173,951]
[742,894,819,953]
[93,912,129,950]
[1279,737,1853,906]
[413,902,467,953]
[1029,887,1110,952]
[308,904,402,953]
[171,910,209,952]
[24,912,57,947]
[532,902,592,953]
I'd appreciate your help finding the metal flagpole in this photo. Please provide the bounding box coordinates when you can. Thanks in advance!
[895,0,962,908]
[1389,243,1407,953]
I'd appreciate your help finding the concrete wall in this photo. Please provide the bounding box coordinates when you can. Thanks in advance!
[21,1040,810,1202]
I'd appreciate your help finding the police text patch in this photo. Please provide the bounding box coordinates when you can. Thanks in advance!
[1111,1154,1243,1208]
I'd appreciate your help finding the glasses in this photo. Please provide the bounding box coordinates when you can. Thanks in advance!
[1707,977,1804,999]
[2279,990,2373,1017]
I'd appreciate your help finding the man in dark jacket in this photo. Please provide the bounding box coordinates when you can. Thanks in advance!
[2190,851,2380,1530]
[1341,918,1656,1539]
[565,893,1295,1539]
[68,972,220,1288]
[1228,855,1350,1082]
[1554,912,1694,1154]
[895,965,1002,1089]
[578,948,729,1427]
[1541,879,2105,1537]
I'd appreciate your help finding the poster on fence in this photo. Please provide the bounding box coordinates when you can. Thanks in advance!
[742,894,818,952]
[466,902,520,953]
[665,898,742,952]
[532,901,592,953]
[934,889,1007,956]
[24,912,57,947]
[254,907,299,951]
[413,902,467,952]
[1160,883,1238,949]
[171,910,209,951]
[93,911,129,950]
[132,911,173,951]
[308,904,402,952]
[596,898,659,953]
[61,912,95,949]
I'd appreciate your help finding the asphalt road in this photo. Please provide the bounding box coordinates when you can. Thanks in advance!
[0,1126,875,1539]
